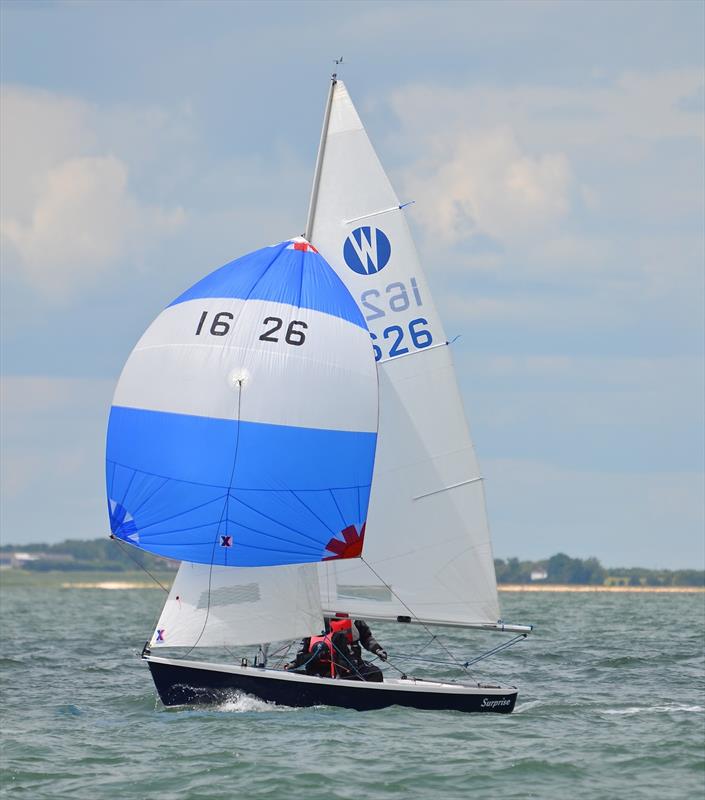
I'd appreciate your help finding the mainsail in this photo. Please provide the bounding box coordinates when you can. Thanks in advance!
[308,80,501,627]
[106,237,379,646]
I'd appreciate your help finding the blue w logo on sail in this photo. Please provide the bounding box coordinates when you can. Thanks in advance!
[343,226,391,275]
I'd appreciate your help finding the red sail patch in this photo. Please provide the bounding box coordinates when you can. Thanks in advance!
[323,523,366,560]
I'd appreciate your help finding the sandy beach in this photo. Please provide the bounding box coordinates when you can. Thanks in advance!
[60,581,164,590]
[498,584,704,593]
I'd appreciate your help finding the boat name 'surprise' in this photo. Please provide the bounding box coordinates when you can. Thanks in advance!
[480,697,512,709]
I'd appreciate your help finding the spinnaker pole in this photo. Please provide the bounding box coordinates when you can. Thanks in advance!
[304,74,337,241]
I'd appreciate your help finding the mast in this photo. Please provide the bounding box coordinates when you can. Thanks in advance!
[304,74,337,241]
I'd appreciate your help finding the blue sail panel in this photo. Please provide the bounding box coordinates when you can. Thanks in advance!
[169,241,366,329]
[106,408,375,567]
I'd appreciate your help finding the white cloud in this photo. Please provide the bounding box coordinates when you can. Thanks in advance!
[0,86,185,301]
[389,68,704,156]
[390,68,703,280]
[404,128,573,246]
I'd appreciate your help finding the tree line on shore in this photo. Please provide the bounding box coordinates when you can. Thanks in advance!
[1,540,703,586]
[0,538,176,574]
[494,552,704,587]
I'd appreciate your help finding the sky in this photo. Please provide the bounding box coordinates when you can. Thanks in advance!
[0,0,703,568]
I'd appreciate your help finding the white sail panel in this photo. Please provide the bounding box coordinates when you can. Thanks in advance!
[310,81,500,626]
[151,562,324,649]
[112,297,376,433]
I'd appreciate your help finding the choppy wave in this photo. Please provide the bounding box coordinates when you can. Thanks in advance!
[513,699,542,714]
[216,691,299,713]
[600,704,704,715]
[2,587,704,800]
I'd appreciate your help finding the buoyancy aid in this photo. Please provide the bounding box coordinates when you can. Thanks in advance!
[329,616,360,644]
[307,634,335,677]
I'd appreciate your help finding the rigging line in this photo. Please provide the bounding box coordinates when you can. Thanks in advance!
[109,534,170,594]
[271,640,297,670]
[220,643,239,662]
[328,638,369,681]
[287,634,371,681]
[463,634,528,667]
[359,556,474,677]
[415,633,438,658]
[184,383,244,657]
[375,654,407,677]
[382,652,477,667]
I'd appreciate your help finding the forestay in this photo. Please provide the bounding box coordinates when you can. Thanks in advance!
[150,562,323,649]
[106,237,378,569]
[308,81,500,627]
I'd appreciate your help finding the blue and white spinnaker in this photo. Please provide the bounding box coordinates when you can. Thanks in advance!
[106,238,378,568]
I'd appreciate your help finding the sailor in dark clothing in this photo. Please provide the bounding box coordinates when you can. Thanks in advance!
[285,614,387,681]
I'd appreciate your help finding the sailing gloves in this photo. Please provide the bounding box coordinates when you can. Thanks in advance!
[376,648,388,661]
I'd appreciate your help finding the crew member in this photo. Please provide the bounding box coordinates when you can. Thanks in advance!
[285,614,387,681]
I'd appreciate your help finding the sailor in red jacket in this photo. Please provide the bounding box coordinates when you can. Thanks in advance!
[286,614,387,681]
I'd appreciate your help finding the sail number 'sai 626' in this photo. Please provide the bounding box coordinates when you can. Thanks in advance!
[360,278,433,361]
[371,318,432,361]
[194,311,307,346]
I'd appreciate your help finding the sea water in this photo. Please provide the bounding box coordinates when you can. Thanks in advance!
[1,586,703,799]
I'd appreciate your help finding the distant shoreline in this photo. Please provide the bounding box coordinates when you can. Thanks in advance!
[498,584,704,593]
[2,571,703,593]
[60,582,703,593]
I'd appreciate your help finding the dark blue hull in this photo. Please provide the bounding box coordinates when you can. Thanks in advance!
[146,656,517,713]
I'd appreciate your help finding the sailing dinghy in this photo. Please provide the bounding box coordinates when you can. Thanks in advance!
[106,77,531,713]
